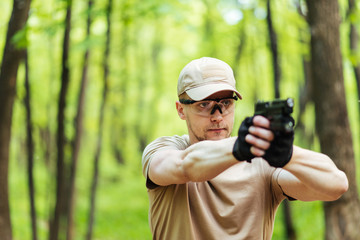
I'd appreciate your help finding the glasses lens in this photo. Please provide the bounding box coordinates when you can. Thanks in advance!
[193,101,214,115]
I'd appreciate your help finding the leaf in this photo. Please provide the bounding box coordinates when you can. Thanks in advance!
[11,26,28,49]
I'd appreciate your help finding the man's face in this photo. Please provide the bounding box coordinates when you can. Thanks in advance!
[176,91,236,144]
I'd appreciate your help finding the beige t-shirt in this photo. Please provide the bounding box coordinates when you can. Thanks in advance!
[142,135,286,240]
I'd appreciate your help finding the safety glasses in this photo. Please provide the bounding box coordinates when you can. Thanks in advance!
[179,96,238,117]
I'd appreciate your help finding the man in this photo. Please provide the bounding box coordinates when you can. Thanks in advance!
[142,57,348,239]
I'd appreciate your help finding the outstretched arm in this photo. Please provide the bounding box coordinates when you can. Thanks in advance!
[242,115,348,201]
[149,137,238,186]
[278,146,348,201]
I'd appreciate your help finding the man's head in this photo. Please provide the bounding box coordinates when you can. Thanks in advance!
[176,57,242,144]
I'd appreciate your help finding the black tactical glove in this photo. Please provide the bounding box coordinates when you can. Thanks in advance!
[232,117,255,162]
[263,116,295,168]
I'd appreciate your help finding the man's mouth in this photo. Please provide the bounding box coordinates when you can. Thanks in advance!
[208,128,226,132]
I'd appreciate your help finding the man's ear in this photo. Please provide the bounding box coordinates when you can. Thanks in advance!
[176,101,186,120]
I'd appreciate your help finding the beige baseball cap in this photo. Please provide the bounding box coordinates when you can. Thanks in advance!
[177,57,242,101]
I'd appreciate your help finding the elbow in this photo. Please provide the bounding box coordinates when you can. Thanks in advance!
[336,171,349,197]
[327,171,349,201]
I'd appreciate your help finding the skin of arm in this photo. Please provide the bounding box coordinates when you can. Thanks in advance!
[148,137,239,186]
[278,146,348,201]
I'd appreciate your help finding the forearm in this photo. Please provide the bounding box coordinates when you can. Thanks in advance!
[181,137,238,182]
[149,137,239,186]
[283,146,348,200]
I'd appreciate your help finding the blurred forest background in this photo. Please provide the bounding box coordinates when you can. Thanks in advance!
[0,0,359,239]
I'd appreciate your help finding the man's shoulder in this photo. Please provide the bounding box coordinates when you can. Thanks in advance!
[141,135,190,180]
[145,135,190,152]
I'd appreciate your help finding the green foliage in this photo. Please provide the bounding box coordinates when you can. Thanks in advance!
[11,26,29,49]
[2,0,359,239]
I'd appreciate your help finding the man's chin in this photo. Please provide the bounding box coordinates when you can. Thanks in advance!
[205,131,229,141]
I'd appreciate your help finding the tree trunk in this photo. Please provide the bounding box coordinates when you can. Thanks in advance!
[232,23,245,80]
[86,0,112,239]
[0,0,31,239]
[66,1,93,239]
[49,1,72,240]
[296,58,313,145]
[305,0,360,239]
[266,1,297,239]
[24,51,38,240]
[266,0,280,99]
[110,1,129,165]
[202,0,217,56]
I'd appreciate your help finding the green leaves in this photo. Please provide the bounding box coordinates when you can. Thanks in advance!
[11,26,29,49]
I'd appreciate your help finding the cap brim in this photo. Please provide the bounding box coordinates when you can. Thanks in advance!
[186,83,242,101]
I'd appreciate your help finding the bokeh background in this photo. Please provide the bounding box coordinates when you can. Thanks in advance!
[0,0,359,239]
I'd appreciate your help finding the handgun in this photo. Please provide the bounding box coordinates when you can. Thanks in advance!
[254,98,294,133]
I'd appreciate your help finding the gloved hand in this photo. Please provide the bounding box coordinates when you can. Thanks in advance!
[263,116,295,167]
[232,117,255,162]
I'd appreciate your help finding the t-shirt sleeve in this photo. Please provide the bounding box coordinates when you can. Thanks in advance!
[141,135,189,189]
[272,168,297,201]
